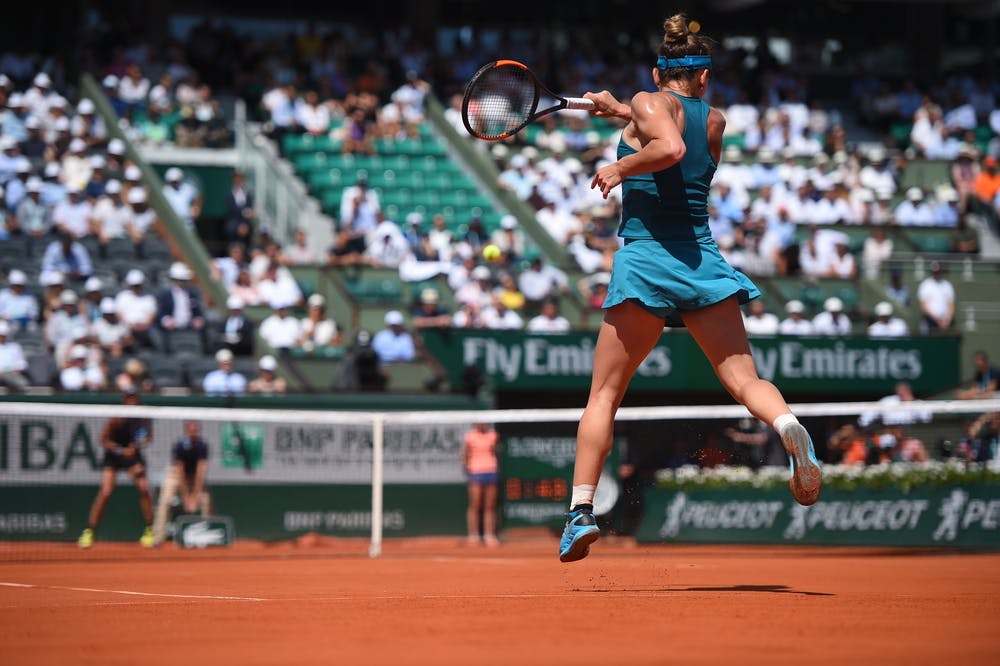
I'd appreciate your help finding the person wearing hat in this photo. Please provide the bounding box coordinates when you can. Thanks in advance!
[0,269,39,331]
[297,293,341,351]
[203,348,247,396]
[162,167,202,229]
[455,264,494,310]
[81,276,105,323]
[894,187,935,226]
[51,184,93,239]
[125,186,159,243]
[858,148,895,196]
[248,354,287,395]
[90,296,134,358]
[61,137,92,191]
[91,179,131,244]
[105,138,126,180]
[410,287,452,329]
[0,320,28,392]
[19,116,47,162]
[41,230,93,282]
[372,310,415,362]
[867,301,909,338]
[218,295,255,357]
[489,214,526,262]
[22,72,56,117]
[71,98,108,145]
[15,176,49,238]
[338,172,380,250]
[115,269,158,347]
[45,288,89,365]
[259,298,302,351]
[58,342,105,392]
[157,261,205,339]
[40,161,67,208]
[498,153,534,200]
[76,387,156,549]
[917,260,955,332]
[3,157,31,212]
[778,300,814,335]
[827,236,858,279]
[812,296,852,336]
[517,254,570,313]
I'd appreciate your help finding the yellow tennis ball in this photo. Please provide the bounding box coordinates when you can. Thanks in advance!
[482,244,501,262]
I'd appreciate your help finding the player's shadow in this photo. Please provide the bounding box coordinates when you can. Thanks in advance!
[577,584,833,597]
[673,584,833,597]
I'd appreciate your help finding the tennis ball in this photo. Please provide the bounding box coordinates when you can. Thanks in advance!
[482,244,501,262]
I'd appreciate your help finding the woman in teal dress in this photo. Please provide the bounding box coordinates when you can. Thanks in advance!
[559,13,822,563]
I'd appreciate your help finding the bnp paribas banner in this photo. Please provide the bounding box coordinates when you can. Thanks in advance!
[636,486,1000,547]
[420,330,960,395]
[0,415,470,485]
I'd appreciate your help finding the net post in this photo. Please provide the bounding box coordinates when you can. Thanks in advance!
[369,414,384,558]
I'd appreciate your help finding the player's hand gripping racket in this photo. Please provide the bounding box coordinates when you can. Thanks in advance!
[461,60,595,141]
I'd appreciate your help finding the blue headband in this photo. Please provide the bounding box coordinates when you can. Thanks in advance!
[656,55,712,71]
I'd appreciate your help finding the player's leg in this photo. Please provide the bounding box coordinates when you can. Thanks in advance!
[128,463,155,547]
[79,468,117,547]
[466,481,483,545]
[152,464,179,546]
[682,296,821,505]
[562,301,664,562]
[482,480,499,546]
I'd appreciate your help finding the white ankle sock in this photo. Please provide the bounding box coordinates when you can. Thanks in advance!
[773,413,800,433]
[570,485,596,509]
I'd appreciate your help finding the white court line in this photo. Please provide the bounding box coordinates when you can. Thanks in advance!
[0,582,264,602]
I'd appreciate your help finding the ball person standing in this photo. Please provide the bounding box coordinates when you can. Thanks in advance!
[462,422,500,546]
[559,14,821,563]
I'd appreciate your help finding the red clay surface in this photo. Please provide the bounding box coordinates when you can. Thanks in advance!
[1,537,998,665]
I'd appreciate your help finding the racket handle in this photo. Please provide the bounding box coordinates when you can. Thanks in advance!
[565,97,596,111]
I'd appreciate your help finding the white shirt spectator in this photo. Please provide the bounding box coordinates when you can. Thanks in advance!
[518,262,568,303]
[894,199,936,226]
[0,286,38,327]
[827,250,857,279]
[295,99,331,134]
[917,275,955,322]
[868,317,909,338]
[91,194,131,239]
[115,288,157,328]
[256,272,303,308]
[202,369,247,396]
[0,339,27,374]
[798,242,831,278]
[812,311,852,336]
[526,313,570,334]
[163,180,200,226]
[779,317,814,335]
[743,311,780,336]
[60,363,105,391]
[262,86,296,128]
[481,305,524,330]
[259,312,302,349]
[51,196,93,238]
[118,74,150,104]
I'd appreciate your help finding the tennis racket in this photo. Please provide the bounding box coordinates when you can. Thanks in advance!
[461,60,595,141]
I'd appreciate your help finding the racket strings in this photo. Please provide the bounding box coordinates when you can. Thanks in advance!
[466,65,536,139]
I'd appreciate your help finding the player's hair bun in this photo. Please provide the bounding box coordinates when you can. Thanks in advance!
[662,13,690,44]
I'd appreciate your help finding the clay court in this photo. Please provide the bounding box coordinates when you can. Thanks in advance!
[1,538,998,665]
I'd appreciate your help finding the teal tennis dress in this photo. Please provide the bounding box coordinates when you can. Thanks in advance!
[603,91,759,326]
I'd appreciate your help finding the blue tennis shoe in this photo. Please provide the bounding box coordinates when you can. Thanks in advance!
[559,506,600,563]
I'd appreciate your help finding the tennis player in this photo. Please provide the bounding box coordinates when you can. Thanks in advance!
[77,388,155,548]
[559,13,821,563]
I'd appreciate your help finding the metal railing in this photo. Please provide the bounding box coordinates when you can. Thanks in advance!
[233,101,334,257]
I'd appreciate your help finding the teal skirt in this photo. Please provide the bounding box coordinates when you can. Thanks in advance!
[603,237,759,327]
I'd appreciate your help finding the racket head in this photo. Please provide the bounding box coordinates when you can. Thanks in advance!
[462,60,541,141]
